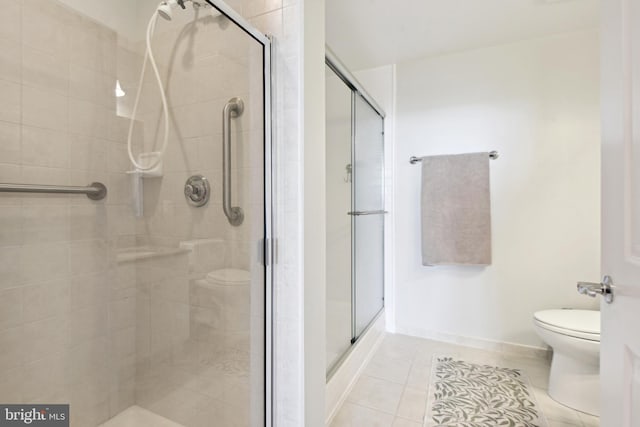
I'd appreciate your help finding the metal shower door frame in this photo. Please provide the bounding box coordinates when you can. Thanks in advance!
[325,48,386,346]
[203,1,274,425]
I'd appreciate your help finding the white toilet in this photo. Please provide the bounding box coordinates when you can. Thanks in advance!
[533,309,600,416]
[191,268,252,348]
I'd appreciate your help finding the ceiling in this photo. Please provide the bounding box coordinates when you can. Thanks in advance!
[326,0,599,71]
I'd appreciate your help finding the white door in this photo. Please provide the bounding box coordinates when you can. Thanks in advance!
[600,0,640,425]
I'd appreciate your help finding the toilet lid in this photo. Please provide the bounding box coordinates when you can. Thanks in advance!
[534,309,600,341]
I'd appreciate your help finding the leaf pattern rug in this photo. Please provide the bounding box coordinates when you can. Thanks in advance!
[425,356,548,427]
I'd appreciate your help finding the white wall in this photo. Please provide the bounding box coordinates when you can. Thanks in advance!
[393,30,601,349]
[303,1,327,427]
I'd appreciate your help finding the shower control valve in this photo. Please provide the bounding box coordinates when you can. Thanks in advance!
[184,175,210,207]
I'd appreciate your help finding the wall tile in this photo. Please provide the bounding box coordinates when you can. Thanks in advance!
[0,0,21,42]
[69,136,108,172]
[0,287,23,332]
[69,240,109,275]
[22,0,72,58]
[0,327,23,371]
[20,242,70,284]
[70,273,108,310]
[22,86,68,133]
[22,46,68,95]
[22,279,71,323]
[22,352,68,403]
[22,126,70,169]
[22,205,70,244]
[0,121,21,165]
[22,314,69,364]
[0,246,23,289]
[0,206,22,246]
[0,80,21,123]
[69,66,112,107]
[0,38,21,84]
[68,98,109,138]
[69,305,108,345]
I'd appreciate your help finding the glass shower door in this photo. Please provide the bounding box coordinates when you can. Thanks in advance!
[0,0,271,426]
[353,94,385,339]
[325,65,353,373]
[324,57,385,374]
[120,2,270,426]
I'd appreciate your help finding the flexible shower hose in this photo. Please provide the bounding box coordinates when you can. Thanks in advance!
[126,8,169,172]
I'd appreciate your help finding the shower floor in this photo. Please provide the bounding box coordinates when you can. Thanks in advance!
[99,406,183,427]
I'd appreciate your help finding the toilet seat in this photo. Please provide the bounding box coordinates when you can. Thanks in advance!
[534,309,600,342]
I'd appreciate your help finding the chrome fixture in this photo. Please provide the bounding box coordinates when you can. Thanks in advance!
[157,0,209,21]
[223,97,245,226]
[577,275,614,304]
[347,210,388,216]
[184,175,210,207]
[0,182,107,200]
[410,151,499,164]
[344,164,352,183]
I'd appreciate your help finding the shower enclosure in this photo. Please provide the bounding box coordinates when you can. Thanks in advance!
[325,51,385,375]
[0,0,271,425]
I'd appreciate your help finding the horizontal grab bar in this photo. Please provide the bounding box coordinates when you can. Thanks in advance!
[347,210,388,216]
[0,182,107,200]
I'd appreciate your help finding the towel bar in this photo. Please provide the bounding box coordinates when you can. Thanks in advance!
[410,151,499,164]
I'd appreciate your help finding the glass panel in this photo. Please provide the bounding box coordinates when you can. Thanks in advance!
[353,95,385,338]
[325,65,353,374]
[0,1,266,426]
[354,96,384,211]
[631,0,640,258]
[354,214,384,337]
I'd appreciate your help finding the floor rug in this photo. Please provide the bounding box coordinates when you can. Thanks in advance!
[425,356,548,427]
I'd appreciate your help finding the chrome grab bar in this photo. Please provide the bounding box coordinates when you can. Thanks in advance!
[347,210,388,216]
[0,182,107,200]
[222,97,244,226]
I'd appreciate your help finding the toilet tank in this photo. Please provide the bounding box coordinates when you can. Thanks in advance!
[179,238,226,278]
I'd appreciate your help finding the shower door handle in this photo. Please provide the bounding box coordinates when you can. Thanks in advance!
[347,210,388,216]
[222,97,245,226]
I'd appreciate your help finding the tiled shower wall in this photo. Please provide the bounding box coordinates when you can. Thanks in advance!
[0,0,138,425]
[0,0,304,426]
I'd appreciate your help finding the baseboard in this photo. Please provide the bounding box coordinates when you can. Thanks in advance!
[324,313,386,426]
[395,326,551,361]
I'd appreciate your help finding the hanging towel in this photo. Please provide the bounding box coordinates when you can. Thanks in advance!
[421,152,492,266]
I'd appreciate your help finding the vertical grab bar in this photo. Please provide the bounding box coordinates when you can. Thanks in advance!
[222,97,245,226]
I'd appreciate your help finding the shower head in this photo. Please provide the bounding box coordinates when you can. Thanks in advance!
[157,0,207,20]
[157,0,176,20]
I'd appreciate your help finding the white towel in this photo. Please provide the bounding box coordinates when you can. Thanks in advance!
[421,152,492,266]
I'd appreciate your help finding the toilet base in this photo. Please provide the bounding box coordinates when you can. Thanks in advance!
[548,351,600,416]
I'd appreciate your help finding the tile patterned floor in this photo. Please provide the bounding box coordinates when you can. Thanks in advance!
[329,334,600,427]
